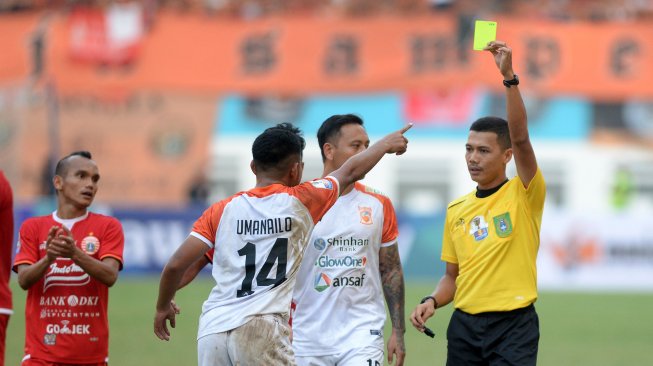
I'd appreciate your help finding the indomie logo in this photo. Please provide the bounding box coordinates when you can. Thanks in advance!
[44,260,90,292]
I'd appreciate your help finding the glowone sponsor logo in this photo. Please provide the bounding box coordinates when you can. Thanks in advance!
[315,255,367,268]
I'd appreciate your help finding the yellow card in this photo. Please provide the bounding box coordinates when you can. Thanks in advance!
[473,20,497,51]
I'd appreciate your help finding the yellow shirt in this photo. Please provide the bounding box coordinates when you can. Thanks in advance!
[441,169,546,314]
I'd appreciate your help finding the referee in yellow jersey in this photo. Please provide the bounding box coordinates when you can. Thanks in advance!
[410,40,545,366]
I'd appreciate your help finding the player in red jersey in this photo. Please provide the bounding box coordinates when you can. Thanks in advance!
[0,170,14,366]
[13,151,124,366]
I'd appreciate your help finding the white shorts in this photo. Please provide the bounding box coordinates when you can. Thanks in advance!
[198,314,295,366]
[295,346,384,366]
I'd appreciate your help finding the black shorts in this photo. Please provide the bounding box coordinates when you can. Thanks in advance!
[446,304,539,366]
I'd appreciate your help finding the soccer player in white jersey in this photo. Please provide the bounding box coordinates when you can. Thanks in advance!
[292,114,406,366]
[154,122,411,366]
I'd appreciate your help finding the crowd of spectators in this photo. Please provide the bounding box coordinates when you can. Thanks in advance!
[2,0,653,21]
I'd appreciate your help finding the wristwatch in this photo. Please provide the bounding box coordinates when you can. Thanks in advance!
[503,74,519,88]
[420,295,438,309]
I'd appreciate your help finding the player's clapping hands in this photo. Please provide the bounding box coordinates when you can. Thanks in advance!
[46,225,80,260]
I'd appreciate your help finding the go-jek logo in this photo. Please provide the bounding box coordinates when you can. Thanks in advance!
[316,255,367,268]
[314,272,366,292]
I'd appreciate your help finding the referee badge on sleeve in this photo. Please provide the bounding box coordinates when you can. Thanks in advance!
[493,213,513,238]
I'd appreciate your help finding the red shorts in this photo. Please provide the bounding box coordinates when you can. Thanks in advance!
[0,314,9,366]
[22,358,107,366]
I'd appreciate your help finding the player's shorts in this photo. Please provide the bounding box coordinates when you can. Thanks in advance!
[446,303,539,366]
[21,356,107,366]
[0,314,8,366]
[198,313,295,366]
[296,346,384,366]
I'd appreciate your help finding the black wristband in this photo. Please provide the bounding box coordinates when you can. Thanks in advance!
[503,74,519,88]
[420,295,438,308]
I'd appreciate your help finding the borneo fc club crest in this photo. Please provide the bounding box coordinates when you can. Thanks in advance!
[358,206,373,225]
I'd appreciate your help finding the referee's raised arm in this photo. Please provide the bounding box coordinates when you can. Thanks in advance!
[484,40,537,187]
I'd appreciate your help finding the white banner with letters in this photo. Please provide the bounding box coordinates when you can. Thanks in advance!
[538,208,653,291]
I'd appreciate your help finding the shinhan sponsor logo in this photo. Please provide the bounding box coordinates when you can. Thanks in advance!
[314,272,366,292]
[316,255,367,268]
[327,236,369,252]
[313,238,326,250]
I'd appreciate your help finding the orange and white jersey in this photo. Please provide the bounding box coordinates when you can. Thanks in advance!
[190,177,339,338]
[291,182,398,356]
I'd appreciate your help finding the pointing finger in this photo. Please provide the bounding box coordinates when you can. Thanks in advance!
[399,123,413,134]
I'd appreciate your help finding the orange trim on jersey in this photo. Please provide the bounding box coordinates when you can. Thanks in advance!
[294,177,340,224]
[205,249,214,263]
[12,260,35,273]
[99,254,124,270]
[192,194,239,245]
[244,183,287,198]
[355,183,399,244]
[243,178,339,224]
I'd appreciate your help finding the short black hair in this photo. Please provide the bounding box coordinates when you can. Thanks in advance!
[54,151,93,177]
[252,123,305,172]
[316,114,364,161]
[469,117,511,150]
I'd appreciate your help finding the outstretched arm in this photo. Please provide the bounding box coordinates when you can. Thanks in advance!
[330,124,412,194]
[485,40,538,187]
[380,244,405,366]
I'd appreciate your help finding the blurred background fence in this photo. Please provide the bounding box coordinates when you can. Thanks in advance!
[2,0,653,290]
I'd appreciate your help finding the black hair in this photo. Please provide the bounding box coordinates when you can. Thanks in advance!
[469,117,511,150]
[252,123,305,172]
[54,151,93,177]
[316,114,364,161]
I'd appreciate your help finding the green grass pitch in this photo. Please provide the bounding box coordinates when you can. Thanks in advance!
[6,278,652,365]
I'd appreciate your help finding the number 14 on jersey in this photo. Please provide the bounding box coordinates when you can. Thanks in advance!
[236,238,289,298]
